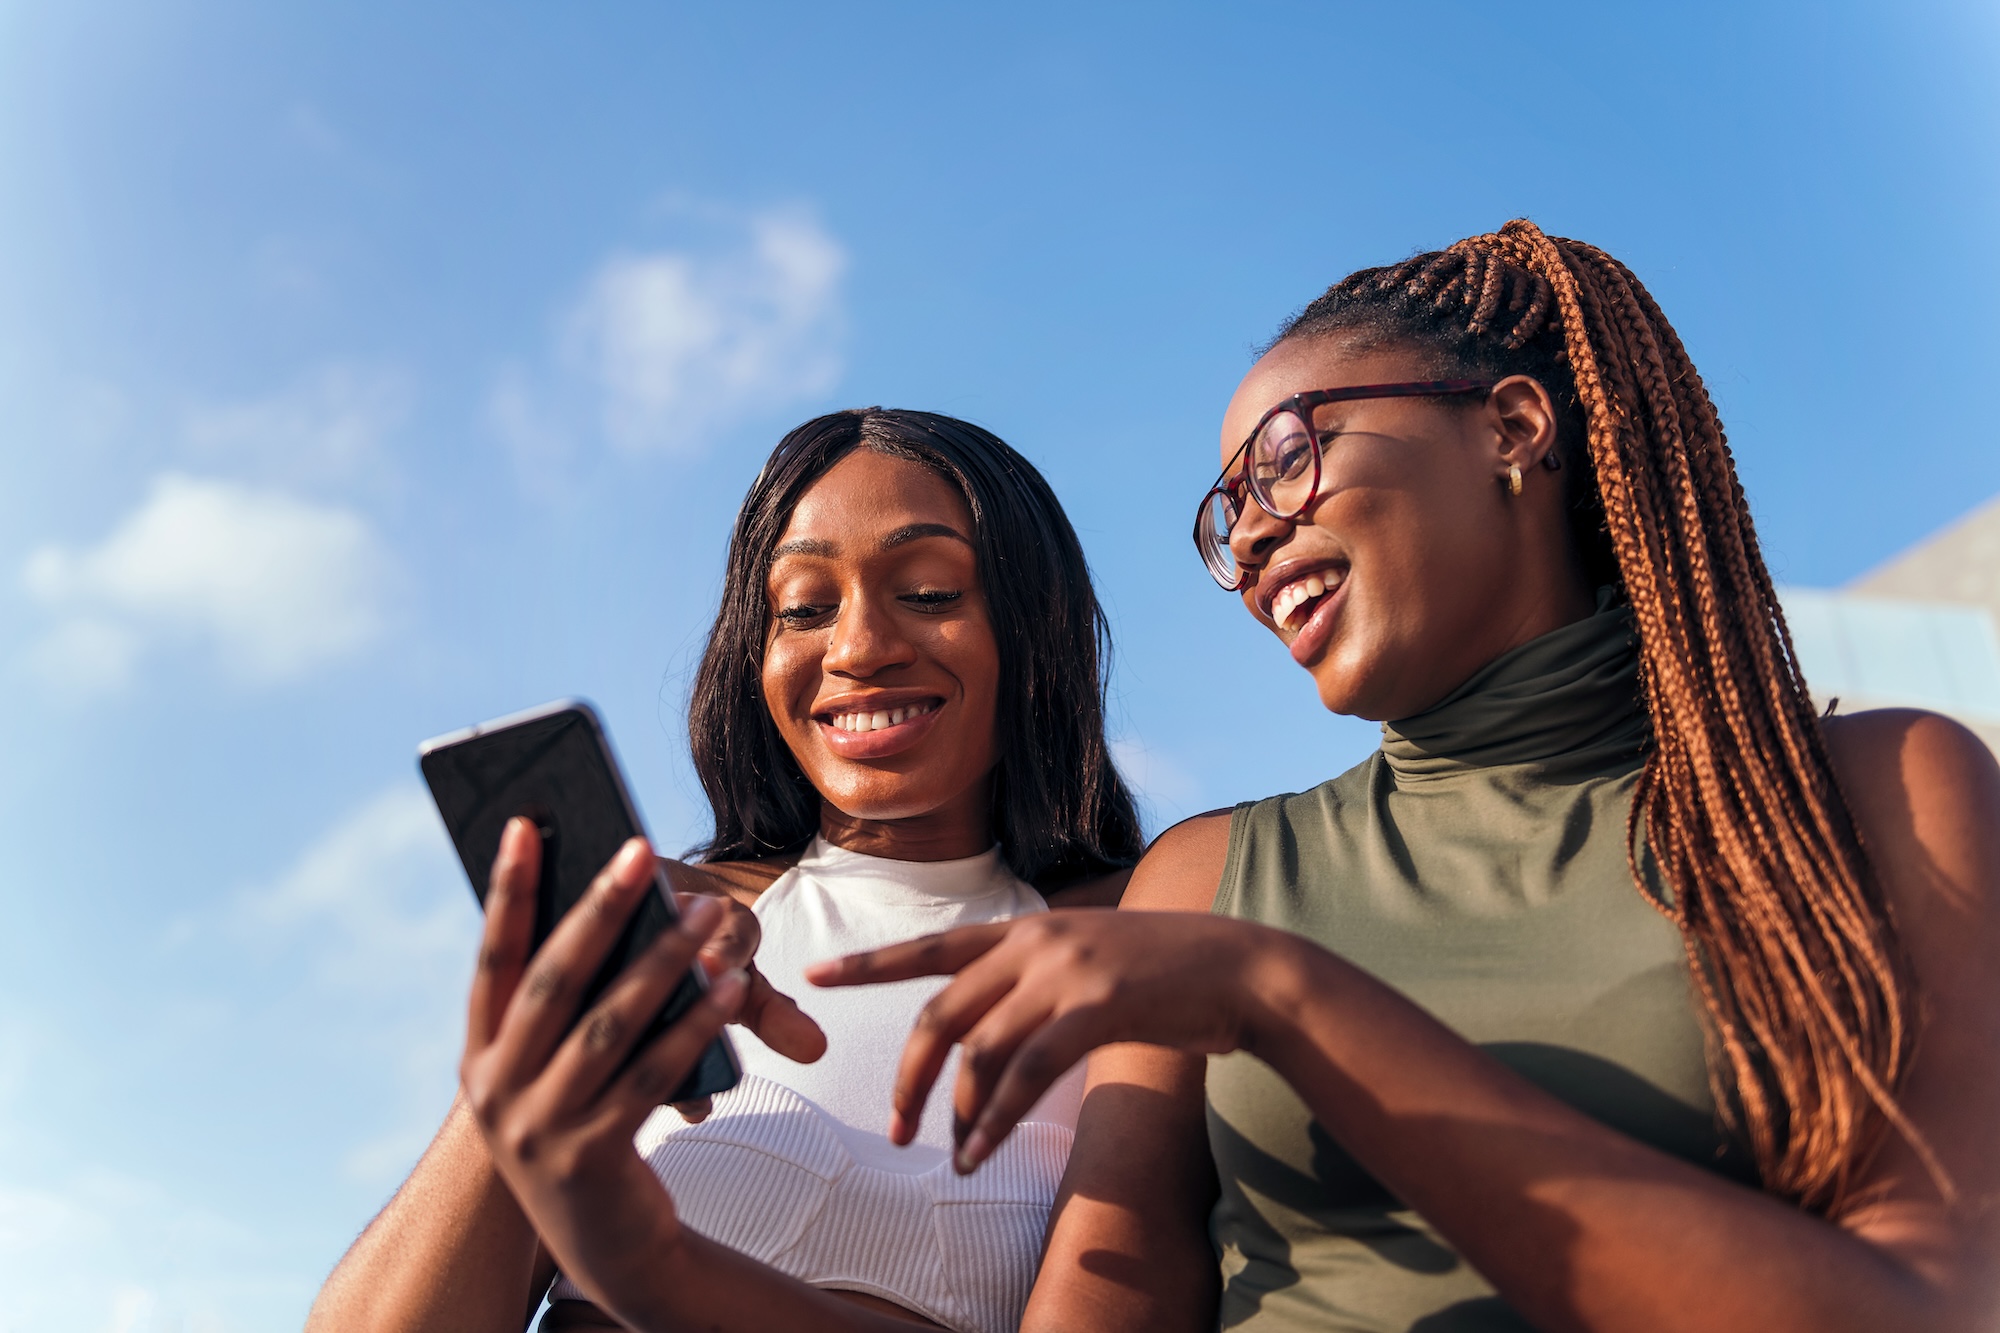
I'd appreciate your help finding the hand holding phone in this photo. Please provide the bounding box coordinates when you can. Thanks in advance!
[458,813,749,1313]
[421,700,740,1103]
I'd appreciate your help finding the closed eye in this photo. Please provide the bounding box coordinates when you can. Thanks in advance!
[774,603,835,629]
[902,590,962,612]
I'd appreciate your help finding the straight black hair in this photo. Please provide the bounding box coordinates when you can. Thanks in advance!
[687,407,1144,886]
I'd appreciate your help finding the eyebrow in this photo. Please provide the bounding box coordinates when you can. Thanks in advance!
[771,537,838,559]
[770,523,971,561]
[880,522,972,550]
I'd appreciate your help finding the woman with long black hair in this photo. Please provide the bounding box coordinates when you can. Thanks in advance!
[307,408,1142,1332]
[820,222,2000,1332]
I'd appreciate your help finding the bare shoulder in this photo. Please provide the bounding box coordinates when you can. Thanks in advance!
[1822,708,2000,966]
[1121,809,1235,914]
[658,855,794,908]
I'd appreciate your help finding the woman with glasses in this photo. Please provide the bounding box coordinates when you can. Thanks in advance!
[307,409,1143,1333]
[820,222,2000,1331]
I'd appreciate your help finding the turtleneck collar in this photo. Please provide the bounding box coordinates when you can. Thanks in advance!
[1381,590,1648,783]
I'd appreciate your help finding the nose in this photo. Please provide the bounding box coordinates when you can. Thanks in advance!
[822,591,918,679]
[1227,494,1295,581]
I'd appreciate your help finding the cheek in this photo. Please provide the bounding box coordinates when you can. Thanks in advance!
[934,620,1002,732]
[759,636,820,725]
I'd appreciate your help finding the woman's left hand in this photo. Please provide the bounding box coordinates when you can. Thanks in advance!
[807,909,1296,1172]
[459,817,749,1321]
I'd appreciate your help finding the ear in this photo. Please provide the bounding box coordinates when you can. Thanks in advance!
[1484,374,1560,474]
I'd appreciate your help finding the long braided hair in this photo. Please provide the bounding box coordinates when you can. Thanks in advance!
[1277,220,1934,1215]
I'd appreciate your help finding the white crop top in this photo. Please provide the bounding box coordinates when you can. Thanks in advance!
[548,838,1084,1333]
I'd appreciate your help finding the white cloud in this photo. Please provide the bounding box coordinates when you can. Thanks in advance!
[244,784,474,995]
[21,473,395,689]
[238,784,478,1187]
[497,207,847,465]
[183,363,410,488]
[0,1168,304,1332]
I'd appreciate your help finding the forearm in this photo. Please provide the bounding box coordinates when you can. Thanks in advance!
[1023,1047,1219,1333]
[1246,939,1965,1333]
[307,1095,552,1333]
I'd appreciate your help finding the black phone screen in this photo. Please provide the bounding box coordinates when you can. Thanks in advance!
[419,700,739,1104]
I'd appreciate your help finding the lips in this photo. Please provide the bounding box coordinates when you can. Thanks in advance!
[811,694,946,759]
[1261,562,1348,630]
[1254,560,1351,667]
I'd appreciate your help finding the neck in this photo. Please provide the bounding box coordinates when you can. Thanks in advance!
[817,780,994,862]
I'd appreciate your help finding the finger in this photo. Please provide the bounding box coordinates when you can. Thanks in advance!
[955,1010,1100,1174]
[885,952,1024,1146]
[738,971,828,1064]
[541,895,727,1108]
[494,837,657,1072]
[948,988,1056,1155]
[466,817,541,1052]
[684,892,759,975]
[670,1096,713,1124]
[610,968,749,1129]
[803,920,1014,988]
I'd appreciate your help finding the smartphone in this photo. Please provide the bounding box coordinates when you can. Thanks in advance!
[419,699,740,1104]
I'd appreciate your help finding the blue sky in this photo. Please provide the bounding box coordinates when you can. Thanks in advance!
[2,2,1996,1327]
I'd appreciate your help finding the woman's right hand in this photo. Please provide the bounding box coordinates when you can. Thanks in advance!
[806,909,1303,1171]
[459,819,749,1326]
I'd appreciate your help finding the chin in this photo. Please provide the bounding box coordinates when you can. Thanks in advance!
[1305,646,1398,721]
[818,780,944,824]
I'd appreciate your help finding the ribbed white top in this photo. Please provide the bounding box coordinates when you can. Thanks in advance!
[548,839,1084,1332]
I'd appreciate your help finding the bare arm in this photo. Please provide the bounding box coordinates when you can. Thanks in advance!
[308,853,829,1333]
[1025,814,1229,1333]
[821,713,2000,1332]
[460,822,932,1333]
[305,1095,554,1333]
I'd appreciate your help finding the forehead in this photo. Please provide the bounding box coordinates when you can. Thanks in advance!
[774,448,975,554]
[1218,337,1432,464]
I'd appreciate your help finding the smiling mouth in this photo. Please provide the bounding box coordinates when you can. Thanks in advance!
[1271,566,1349,633]
[819,700,941,733]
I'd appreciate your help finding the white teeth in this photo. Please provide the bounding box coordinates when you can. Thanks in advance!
[1273,569,1345,631]
[827,701,936,733]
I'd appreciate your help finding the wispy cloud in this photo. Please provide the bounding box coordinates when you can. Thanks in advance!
[244,784,473,995]
[183,364,411,489]
[21,473,396,690]
[494,206,847,472]
[237,784,478,1186]
[0,1166,305,1332]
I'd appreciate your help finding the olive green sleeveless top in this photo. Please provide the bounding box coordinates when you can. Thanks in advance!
[1206,602,1753,1332]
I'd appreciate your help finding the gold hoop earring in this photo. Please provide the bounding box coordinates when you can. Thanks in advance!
[1507,464,1523,496]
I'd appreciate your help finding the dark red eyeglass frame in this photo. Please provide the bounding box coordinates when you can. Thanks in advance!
[1192,378,1497,590]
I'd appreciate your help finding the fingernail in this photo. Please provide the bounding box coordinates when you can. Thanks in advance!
[680,895,722,935]
[617,837,651,871]
[955,1128,989,1174]
[711,967,748,1009]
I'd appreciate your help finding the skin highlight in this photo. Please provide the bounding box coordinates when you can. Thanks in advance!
[811,326,2000,1332]
[309,450,1032,1333]
[1219,337,1593,718]
[760,449,1001,862]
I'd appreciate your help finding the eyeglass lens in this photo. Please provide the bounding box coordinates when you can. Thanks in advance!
[1197,488,1241,587]
[1248,409,1319,517]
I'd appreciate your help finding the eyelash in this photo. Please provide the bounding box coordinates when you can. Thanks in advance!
[773,590,962,628]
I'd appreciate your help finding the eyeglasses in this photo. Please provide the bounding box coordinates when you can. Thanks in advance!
[1192,379,1497,590]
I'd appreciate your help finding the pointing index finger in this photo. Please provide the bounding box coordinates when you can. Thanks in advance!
[804,920,1014,988]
